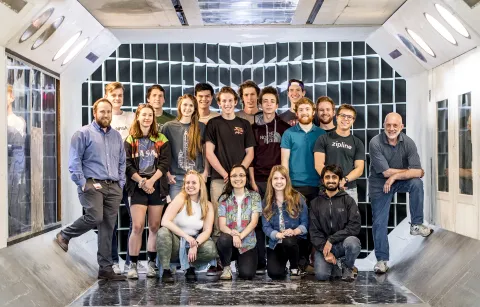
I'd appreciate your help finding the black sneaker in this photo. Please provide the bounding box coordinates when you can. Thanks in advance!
[342,263,355,282]
[185,267,197,281]
[162,269,174,283]
[206,265,217,276]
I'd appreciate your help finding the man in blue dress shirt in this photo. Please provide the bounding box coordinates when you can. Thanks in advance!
[55,98,126,281]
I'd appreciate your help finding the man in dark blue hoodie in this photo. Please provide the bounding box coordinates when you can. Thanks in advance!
[310,164,361,282]
[250,86,290,275]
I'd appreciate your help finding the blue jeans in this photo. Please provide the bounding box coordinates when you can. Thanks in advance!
[314,236,361,281]
[370,178,424,261]
[112,188,131,264]
[169,175,184,201]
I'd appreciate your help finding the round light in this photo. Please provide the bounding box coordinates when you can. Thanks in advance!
[62,37,89,66]
[53,31,82,61]
[19,8,54,43]
[425,13,457,45]
[397,34,427,63]
[435,3,470,38]
[32,16,64,50]
[406,28,436,57]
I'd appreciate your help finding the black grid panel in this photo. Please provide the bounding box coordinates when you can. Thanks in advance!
[82,42,407,260]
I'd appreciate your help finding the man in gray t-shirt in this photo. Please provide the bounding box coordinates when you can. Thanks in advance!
[368,113,432,274]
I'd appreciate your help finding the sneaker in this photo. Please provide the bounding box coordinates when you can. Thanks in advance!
[124,262,131,272]
[146,261,157,278]
[290,268,303,280]
[112,262,122,275]
[304,264,315,275]
[162,269,174,283]
[215,264,223,275]
[185,267,197,281]
[206,265,218,276]
[54,232,69,252]
[410,224,433,237]
[341,264,355,282]
[220,266,232,280]
[374,260,389,274]
[353,266,358,277]
[98,269,127,281]
[127,263,138,279]
[331,264,342,279]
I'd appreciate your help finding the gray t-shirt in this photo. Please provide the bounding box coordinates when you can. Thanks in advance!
[161,120,206,176]
[235,110,255,125]
[314,131,365,189]
[368,132,422,191]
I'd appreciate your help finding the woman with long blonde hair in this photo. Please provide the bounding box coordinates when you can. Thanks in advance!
[262,165,309,279]
[161,94,208,200]
[157,170,217,282]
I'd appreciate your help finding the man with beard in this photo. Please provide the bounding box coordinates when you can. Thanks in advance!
[147,84,175,130]
[369,113,433,274]
[314,96,336,132]
[310,164,361,282]
[235,80,260,125]
[314,104,365,204]
[55,98,126,281]
[280,79,306,126]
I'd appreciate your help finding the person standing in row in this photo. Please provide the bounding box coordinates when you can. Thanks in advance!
[147,84,175,130]
[162,94,208,200]
[105,81,135,274]
[124,104,171,279]
[280,79,306,126]
[196,83,220,125]
[314,96,336,132]
[235,80,260,125]
[55,98,126,281]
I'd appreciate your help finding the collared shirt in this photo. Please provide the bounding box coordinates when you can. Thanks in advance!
[218,189,262,254]
[280,124,325,187]
[69,121,126,189]
[368,132,421,190]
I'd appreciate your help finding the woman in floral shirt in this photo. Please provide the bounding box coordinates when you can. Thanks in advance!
[216,164,262,280]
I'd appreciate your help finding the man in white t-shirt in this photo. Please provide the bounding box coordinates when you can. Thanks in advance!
[104,82,135,274]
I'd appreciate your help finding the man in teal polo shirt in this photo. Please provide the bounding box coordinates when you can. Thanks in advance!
[281,97,325,273]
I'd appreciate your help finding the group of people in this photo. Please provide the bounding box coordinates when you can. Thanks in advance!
[54,78,433,283]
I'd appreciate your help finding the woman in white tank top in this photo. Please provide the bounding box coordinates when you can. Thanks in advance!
[157,170,217,282]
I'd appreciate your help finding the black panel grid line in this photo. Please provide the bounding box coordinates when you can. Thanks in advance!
[83,42,407,259]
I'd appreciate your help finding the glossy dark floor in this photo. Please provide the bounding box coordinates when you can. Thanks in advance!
[70,271,425,306]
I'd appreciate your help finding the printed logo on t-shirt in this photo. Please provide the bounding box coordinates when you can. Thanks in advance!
[113,125,128,132]
[332,141,352,150]
[234,127,244,135]
[178,129,196,171]
[260,131,282,143]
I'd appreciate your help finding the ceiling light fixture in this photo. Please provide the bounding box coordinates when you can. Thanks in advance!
[53,31,82,61]
[424,13,457,45]
[62,37,89,66]
[397,34,427,63]
[32,16,64,50]
[19,7,54,43]
[406,28,436,57]
[435,3,470,38]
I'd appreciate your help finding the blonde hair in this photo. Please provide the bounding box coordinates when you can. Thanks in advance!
[263,165,302,221]
[176,94,202,161]
[104,82,124,95]
[181,170,209,220]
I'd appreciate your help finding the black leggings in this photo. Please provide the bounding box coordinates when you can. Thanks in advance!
[267,236,306,279]
[216,233,258,280]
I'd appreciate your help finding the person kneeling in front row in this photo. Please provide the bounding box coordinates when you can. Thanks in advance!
[262,165,309,279]
[310,164,361,282]
[157,170,217,282]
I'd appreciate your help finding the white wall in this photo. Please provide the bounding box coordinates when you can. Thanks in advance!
[0,46,8,248]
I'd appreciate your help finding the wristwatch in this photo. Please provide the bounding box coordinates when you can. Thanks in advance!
[345,177,349,183]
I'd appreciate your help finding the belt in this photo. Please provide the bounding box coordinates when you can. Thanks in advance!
[88,178,118,184]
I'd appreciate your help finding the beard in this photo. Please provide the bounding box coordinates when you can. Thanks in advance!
[298,115,313,125]
[96,117,111,128]
[319,115,333,125]
[325,183,339,191]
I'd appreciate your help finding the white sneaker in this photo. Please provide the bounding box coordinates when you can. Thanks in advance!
[220,266,232,280]
[124,262,131,272]
[112,263,122,275]
[127,263,138,279]
[410,224,433,237]
[146,261,157,278]
[374,260,389,274]
[137,261,146,273]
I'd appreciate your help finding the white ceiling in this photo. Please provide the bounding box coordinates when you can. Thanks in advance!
[79,0,407,28]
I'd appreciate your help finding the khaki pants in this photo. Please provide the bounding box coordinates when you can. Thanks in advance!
[210,179,226,241]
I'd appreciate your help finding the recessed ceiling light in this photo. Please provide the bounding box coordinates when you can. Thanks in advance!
[32,16,64,50]
[19,7,54,43]
[62,37,89,66]
[424,13,457,45]
[406,28,436,57]
[397,34,427,63]
[435,3,470,38]
[53,31,82,61]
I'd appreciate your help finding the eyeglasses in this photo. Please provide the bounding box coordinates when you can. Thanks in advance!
[338,113,355,121]
[231,174,246,179]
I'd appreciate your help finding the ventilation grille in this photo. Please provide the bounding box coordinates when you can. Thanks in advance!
[1,0,27,13]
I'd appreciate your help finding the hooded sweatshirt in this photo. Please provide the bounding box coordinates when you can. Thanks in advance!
[251,112,291,182]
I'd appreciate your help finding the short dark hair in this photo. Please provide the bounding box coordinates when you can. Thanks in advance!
[316,96,335,110]
[321,164,344,181]
[336,104,357,118]
[259,86,279,105]
[195,83,214,96]
[287,79,305,91]
[146,84,165,101]
[238,80,260,99]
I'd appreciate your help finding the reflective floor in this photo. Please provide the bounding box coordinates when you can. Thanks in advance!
[70,271,424,306]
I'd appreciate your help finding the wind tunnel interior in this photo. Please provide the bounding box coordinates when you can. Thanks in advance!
[1,0,480,306]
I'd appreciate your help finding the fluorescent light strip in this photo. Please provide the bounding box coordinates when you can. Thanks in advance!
[62,37,89,66]
[435,3,470,38]
[406,28,436,57]
[53,31,82,61]
[425,13,457,45]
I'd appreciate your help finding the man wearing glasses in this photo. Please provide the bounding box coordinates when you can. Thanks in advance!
[314,104,365,204]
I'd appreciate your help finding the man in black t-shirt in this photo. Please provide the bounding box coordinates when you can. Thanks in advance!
[314,104,365,203]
